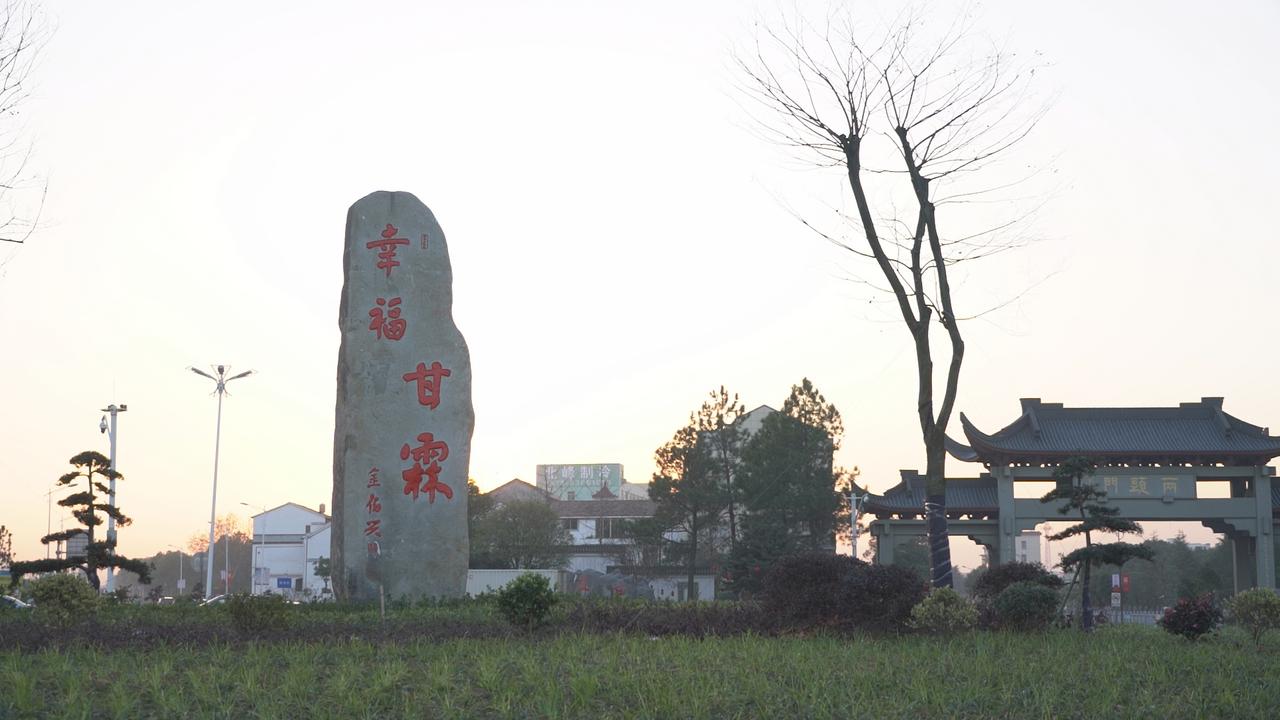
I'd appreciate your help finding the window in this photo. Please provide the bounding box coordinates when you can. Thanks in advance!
[563,519,579,531]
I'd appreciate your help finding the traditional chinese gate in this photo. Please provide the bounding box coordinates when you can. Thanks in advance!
[866,398,1280,591]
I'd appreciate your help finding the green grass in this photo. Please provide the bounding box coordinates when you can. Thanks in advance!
[3,626,1279,719]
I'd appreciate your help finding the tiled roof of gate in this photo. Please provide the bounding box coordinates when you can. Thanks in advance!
[957,398,1280,465]
[863,472,999,517]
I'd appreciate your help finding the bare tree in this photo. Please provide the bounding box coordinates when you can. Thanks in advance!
[0,1,47,253]
[738,9,1046,587]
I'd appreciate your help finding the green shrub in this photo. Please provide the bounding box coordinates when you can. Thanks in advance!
[29,573,99,627]
[910,587,978,634]
[842,564,928,631]
[971,562,1063,603]
[760,554,925,631]
[497,573,557,629]
[993,581,1058,631]
[1159,593,1222,641]
[226,593,291,636]
[760,554,861,625]
[1227,589,1280,647]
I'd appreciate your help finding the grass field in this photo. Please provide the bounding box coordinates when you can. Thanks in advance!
[3,622,1279,719]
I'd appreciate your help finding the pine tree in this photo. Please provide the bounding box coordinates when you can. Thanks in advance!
[9,451,151,589]
[650,422,726,600]
[1042,457,1153,631]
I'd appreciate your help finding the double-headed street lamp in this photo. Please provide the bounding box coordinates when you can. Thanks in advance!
[190,365,253,600]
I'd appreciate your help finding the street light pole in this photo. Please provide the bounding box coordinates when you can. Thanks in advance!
[190,365,253,600]
[168,544,186,596]
[101,403,128,592]
[45,488,56,559]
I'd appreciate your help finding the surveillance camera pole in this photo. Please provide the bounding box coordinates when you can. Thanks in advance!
[190,365,253,601]
[102,403,128,593]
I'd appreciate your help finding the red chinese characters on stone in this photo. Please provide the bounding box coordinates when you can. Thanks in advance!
[399,432,453,503]
[403,361,451,410]
[366,223,410,278]
[365,468,383,537]
[368,297,406,340]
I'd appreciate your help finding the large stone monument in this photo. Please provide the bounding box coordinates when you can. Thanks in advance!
[331,191,472,601]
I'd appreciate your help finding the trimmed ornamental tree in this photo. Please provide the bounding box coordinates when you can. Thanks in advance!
[1042,457,1154,631]
[9,451,151,589]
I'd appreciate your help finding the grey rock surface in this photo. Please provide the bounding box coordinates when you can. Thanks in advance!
[331,191,471,601]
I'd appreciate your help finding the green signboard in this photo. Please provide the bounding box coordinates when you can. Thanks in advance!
[536,463,623,501]
[1088,473,1195,499]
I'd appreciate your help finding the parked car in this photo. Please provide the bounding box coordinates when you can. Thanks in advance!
[1,595,32,610]
[156,596,176,606]
[199,594,227,607]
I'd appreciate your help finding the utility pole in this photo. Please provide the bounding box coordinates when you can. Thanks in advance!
[848,486,869,560]
[100,404,128,592]
[44,488,56,559]
[190,365,253,600]
[169,545,186,596]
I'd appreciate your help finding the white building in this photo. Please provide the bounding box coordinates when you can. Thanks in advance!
[249,502,332,600]
[554,497,659,573]
[486,478,663,574]
[1015,531,1043,566]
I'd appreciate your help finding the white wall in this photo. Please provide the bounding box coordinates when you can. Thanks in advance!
[304,525,332,598]
[619,482,648,500]
[650,575,716,602]
[466,569,563,596]
[564,553,611,573]
[1016,531,1043,565]
[254,542,305,595]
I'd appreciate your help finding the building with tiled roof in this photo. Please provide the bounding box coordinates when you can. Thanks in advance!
[864,398,1280,593]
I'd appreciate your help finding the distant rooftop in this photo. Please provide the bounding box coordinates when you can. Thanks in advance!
[551,498,657,519]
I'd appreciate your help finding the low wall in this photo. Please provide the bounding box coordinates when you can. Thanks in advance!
[465,569,565,596]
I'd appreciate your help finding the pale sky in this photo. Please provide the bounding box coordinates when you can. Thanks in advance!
[2,1,1278,569]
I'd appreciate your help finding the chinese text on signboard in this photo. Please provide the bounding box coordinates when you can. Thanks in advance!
[536,464,623,500]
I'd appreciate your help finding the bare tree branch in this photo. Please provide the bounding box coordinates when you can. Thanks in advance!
[737,3,1050,588]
